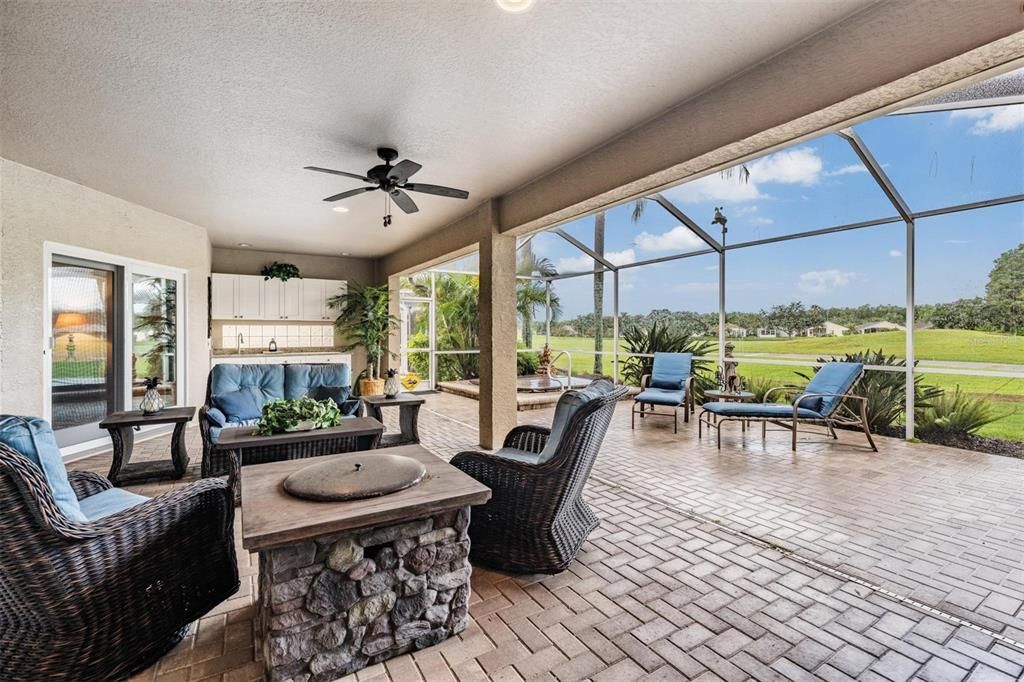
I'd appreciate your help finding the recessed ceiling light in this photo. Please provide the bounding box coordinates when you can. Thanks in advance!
[332,206,350,213]
[237,242,251,248]
[495,0,534,12]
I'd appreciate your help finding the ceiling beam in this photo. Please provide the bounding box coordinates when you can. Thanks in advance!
[552,227,617,271]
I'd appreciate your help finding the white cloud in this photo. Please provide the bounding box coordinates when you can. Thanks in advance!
[555,248,635,274]
[950,105,1024,135]
[633,225,704,253]
[667,147,823,204]
[798,269,854,294]
[889,249,902,257]
[734,205,761,216]
[825,164,868,177]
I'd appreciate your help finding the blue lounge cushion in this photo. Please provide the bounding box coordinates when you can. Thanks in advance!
[702,403,824,419]
[798,362,863,415]
[206,407,227,428]
[78,488,149,521]
[649,352,692,390]
[538,379,615,463]
[635,388,686,407]
[0,415,88,523]
[209,364,285,404]
[285,364,351,400]
[213,387,264,423]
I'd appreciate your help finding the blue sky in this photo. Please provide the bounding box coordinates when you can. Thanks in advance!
[527,104,1024,317]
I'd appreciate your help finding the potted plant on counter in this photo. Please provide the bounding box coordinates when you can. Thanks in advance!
[328,283,398,396]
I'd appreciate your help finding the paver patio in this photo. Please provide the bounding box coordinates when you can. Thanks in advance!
[71,393,1024,681]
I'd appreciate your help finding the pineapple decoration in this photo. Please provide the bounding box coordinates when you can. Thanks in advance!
[537,343,552,377]
[140,377,164,414]
[383,368,402,398]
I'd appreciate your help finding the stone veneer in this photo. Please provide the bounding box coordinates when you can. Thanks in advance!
[256,507,472,682]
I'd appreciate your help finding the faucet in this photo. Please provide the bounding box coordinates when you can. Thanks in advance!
[237,332,244,349]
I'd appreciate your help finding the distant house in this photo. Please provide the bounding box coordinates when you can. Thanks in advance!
[855,321,905,334]
[724,322,748,338]
[803,321,849,337]
[755,328,791,338]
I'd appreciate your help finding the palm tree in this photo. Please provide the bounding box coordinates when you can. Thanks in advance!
[592,198,646,374]
[517,241,561,349]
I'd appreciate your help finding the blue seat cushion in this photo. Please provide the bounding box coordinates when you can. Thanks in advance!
[798,362,863,415]
[538,379,615,463]
[209,364,285,404]
[635,388,686,407]
[702,403,823,419]
[308,385,361,416]
[213,387,264,423]
[208,418,261,444]
[206,407,227,428]
[79,488,149,521]
[285,364,351,400]
[492,447,543,465]
[0,415,87,523]
[650,352,691,390]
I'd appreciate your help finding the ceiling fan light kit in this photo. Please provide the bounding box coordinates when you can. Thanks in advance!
[304,147,469,228]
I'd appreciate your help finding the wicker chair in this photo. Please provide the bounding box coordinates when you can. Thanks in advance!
[451,379,627,574]
[0,441,239,680]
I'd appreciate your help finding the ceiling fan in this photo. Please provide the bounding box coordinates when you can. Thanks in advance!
[305,147,469,227]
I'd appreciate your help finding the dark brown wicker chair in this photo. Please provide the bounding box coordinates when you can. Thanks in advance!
[0,442,239,681]
[451,380,628,574]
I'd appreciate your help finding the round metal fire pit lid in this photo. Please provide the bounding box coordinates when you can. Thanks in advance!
[283,453,427,502]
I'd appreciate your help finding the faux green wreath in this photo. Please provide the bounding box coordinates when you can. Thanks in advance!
[261,261,302,282]
[257,397,341,435]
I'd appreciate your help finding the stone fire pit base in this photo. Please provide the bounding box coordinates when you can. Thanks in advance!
[256,507,472,681]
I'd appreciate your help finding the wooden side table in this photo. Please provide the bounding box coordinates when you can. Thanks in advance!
[99,406,196,485]
[361,393,426,447]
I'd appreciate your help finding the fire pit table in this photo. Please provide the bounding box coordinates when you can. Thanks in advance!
[241,444,491,680]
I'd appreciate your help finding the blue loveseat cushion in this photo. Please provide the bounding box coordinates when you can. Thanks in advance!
[285,364,351,400]
[635,387,686,407]
[538,379,615,463]
[213,387,264,423]
[702,403,823,419]
[206,407,228,428]
[78,488,149,521]
[0,415,88,523]
[797,362,863,415]
[649,352,691,390]
[209,364,285,404]
[308,385,361,417]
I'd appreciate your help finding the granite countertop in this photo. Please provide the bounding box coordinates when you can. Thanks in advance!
[212,348,344,357]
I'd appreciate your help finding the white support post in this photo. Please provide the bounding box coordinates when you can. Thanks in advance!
[905,220,915,440]
[613,269,620,384]
[545,281,552,345]
[429,271,437,391]
[718,251,726,368]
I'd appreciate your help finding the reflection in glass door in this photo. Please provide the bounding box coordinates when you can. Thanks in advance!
[50,259,121,445]
[400,298,434,390]
[132,274,178,409]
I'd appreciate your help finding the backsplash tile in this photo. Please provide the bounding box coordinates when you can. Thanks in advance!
[217,323,335,351]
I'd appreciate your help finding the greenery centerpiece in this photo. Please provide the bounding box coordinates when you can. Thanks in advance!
[261,262,302,282]
[328,283,399,396]
[257,397,342,435]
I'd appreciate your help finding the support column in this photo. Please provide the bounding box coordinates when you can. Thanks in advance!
[478,204,518,449]
[905,220,915,440]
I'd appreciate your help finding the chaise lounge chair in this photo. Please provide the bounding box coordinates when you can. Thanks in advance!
[698,361,877,451]
[632,352,695,433]
[451,379,628,574]
[0,415,239,681]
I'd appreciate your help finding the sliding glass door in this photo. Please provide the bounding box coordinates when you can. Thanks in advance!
[47,249,186,448]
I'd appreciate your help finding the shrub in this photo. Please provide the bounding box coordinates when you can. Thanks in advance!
[517,351,539,376]
[740,375,800,404]
[917,386,1000,436]
[621,321,716,398]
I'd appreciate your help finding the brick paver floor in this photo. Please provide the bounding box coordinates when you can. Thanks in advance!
[69,391,1023,681]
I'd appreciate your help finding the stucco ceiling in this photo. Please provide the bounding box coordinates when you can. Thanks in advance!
[1,1,875,258]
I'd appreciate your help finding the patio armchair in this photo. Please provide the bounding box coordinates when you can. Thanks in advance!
[0,416,239,681]
[632,352,695,433]
[451,379,628,574]
[698,361,877,451]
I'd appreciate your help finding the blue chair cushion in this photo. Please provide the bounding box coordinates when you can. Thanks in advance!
[78,488,149,521]
[798,362,863,415]
[213,387,264,423]
[650,352,691,390]
[635,388,686,407]
[492,447,543,465]
[538,379,615,463]
[209,364,285,404]
[0,416,88,523]
[702,403,824,419]
[206,407,228,428]
[208,418,261,445]
[285,364,351,400]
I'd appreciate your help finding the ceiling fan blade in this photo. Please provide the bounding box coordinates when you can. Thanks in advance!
[387,159,422,182]
[402,182,469,200]
[390,189,419,214]
[323,186,376,202]
[305,166,372,183]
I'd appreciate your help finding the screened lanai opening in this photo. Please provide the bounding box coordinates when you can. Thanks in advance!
[399,70,1023,450]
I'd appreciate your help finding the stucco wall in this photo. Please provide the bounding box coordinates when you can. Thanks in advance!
[0,159,213,417]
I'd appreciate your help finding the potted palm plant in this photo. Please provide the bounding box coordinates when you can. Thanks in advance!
[328,283,399,396]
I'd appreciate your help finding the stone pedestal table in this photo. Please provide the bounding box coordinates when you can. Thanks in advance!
[241,444,491,681]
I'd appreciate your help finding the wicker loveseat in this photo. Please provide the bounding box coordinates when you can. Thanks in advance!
[451,379,627,574]
[200,362,362,476]
[0,416,238,681]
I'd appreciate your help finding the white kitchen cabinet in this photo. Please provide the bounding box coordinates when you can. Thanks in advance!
[236,276,263,319]
[211,274,345,321]
[321,280,346,320]
[300,279,346,321]
[210,274,236,319]
[211,274,264,320]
